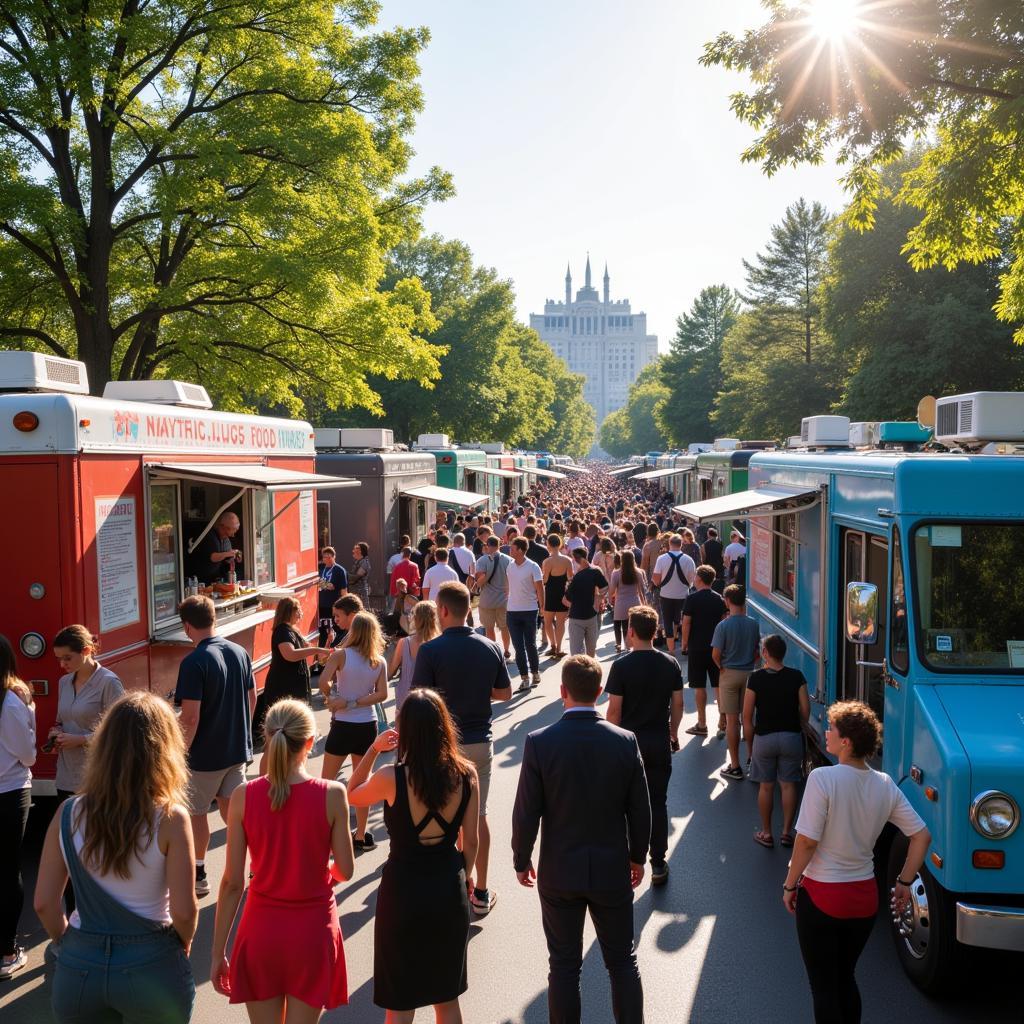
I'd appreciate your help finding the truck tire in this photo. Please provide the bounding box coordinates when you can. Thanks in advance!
[886,832,960,993]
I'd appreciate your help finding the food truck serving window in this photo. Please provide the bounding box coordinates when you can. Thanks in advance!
[772,514,798,602]
[913,522,1024,672]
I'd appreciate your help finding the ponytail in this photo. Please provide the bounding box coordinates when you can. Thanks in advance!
[262,698,316,811]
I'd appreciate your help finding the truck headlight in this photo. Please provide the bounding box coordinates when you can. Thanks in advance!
[970,791,1020,839]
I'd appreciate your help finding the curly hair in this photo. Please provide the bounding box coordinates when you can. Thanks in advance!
[828,700,882,759]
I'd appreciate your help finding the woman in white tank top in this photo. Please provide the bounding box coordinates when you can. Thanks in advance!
[33,692,197,1024]
[319,612,389,849]
[387,601,441,712]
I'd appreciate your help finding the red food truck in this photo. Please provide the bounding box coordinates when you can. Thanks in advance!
[0,352,359,794]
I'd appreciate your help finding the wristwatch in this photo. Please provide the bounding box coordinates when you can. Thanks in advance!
[347,699,358,710]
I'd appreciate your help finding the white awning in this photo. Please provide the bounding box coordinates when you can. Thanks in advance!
[607,465,640,476]
[148,462,359,493]
[521,466,567,479]
[673,486,822,524]
[473,466,522,480]
[558,465,590,474]
[401,484,489,508]
[632,465,692,481]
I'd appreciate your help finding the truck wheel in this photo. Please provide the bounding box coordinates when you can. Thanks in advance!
[886,832,960,993]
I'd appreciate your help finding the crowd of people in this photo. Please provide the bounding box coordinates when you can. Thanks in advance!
[0,466,933,1024]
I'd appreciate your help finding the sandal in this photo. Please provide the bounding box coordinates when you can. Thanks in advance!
[753,831,774,849]
[685,724,708,736]
[780,832,795,848]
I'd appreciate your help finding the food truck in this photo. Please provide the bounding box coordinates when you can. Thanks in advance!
[674,403,1024,991]
[313,428,487,608]
[458,442,523,508]
[0,352,359,793]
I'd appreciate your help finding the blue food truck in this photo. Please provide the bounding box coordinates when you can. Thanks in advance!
[675,399,1024,991]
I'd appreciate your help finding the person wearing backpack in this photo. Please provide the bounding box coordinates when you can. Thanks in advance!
[474,537,513,660]
[652,535,696,654]
[449,533,477,627]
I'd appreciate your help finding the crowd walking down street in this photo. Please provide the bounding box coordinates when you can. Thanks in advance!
[1,467,1020,1024]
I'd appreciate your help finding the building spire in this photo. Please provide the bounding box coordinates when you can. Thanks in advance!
[565,261,572,305]
[603,262,610,304]
[585,252,592,288]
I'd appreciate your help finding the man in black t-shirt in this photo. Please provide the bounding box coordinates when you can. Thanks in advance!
[681,565,727,736]
[742,634,809,847]
[606,605,683,886]
[564,547,608,657]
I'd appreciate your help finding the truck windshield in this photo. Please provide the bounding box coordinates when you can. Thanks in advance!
[913,523,1024,671]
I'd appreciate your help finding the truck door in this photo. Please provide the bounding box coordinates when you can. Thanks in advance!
[3,461,65,778]
[839,529,889,727]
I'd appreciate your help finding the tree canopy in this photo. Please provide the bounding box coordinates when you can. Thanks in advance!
[656,284,739,447]
[599,360,669,459]
[318,235,595,457]
[0,0,451,410]
[702,1,1024,341]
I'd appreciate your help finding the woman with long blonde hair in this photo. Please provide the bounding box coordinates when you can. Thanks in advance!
[211,699,354,1022]
[319,611,388,849]
[388,601,440,711]
[0,635,35,979]
[34,691,197,1023]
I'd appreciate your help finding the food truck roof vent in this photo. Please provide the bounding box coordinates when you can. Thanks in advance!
[848,422,880,448]
[0,351,90,395]
[934,392,1024,446]
[102,380,213,409]
[712,438,739,451]
[314,427,394,450]
[462,442,506,454]
[417,433,450,448]
[800,415,851,448]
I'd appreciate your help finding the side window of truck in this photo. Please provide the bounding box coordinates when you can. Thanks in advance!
[890,528,909,674]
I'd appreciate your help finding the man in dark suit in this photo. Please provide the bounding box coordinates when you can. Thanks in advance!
[512,655,651,1024]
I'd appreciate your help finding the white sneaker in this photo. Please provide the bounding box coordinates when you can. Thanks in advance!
[470,888,498,916]
[0,948,27,979]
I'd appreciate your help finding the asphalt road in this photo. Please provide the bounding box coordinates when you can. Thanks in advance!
[3,619,1020,1023]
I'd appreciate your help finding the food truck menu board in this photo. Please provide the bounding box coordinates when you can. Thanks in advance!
[299,491,314,551]
[96,496,141,632]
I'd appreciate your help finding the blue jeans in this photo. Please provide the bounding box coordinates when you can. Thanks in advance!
[52,927,195,1024]
[507,610,540,678]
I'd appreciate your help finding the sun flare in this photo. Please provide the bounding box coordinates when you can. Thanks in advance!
[804,0,863,42]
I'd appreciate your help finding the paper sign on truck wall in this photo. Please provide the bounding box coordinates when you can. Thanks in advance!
[299,491,314,551]
[95,496,140,632]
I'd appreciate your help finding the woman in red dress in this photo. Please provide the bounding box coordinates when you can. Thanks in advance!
[210,699,355,1023]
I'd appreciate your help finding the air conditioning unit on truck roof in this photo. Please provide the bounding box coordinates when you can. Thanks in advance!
[0,351,90,395]
[314,427,393,450]
[103,380,212,409]
[934,392,1024,445]
[417,433,450,448]
[800,415,850,447]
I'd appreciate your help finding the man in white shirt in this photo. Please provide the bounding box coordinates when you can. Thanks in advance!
[421,546,459,602]
[724,529,747,583]
[506,537,544,693]
[653,535,697,653]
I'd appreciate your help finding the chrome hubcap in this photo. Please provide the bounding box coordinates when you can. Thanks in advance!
[891,874,930,960]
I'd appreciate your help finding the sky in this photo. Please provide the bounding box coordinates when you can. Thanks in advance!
[377,0,851,350]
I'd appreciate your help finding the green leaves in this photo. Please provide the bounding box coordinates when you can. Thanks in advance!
[599,358,670,459]
[704,1,1024,341]
[0,0,449,407]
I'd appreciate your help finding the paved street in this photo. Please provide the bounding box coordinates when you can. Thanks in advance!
[3,620,1019,1024]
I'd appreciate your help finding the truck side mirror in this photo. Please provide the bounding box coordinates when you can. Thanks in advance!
[845,582,878,645]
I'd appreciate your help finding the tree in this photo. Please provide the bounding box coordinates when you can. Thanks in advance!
[823,163,1024,418]
[0,1,452,408]
[318,235,595,454]
[702,2,1024,341]
[599,360,670,458]
[656,284,739,446]
[714,311,841,440]
[713,199,840,439]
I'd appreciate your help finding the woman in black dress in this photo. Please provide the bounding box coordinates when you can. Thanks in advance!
[541,534,574,659]
[256,598,327,745]
[348,689,479,1024]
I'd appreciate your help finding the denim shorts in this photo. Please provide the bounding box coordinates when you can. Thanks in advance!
[749,731,804,783]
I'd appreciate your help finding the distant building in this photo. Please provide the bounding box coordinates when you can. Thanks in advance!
[529,257,658,428]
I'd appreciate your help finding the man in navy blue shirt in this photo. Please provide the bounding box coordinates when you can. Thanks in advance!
[314,546,348,669]
[411,581,512,918]
[175,595,256,896]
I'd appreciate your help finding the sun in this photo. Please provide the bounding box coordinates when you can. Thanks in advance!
[804,0,863,42]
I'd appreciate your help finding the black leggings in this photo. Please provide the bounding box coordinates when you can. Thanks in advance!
[613,619,627,646]
[0,788,30,955]
[795,887,875,1024]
